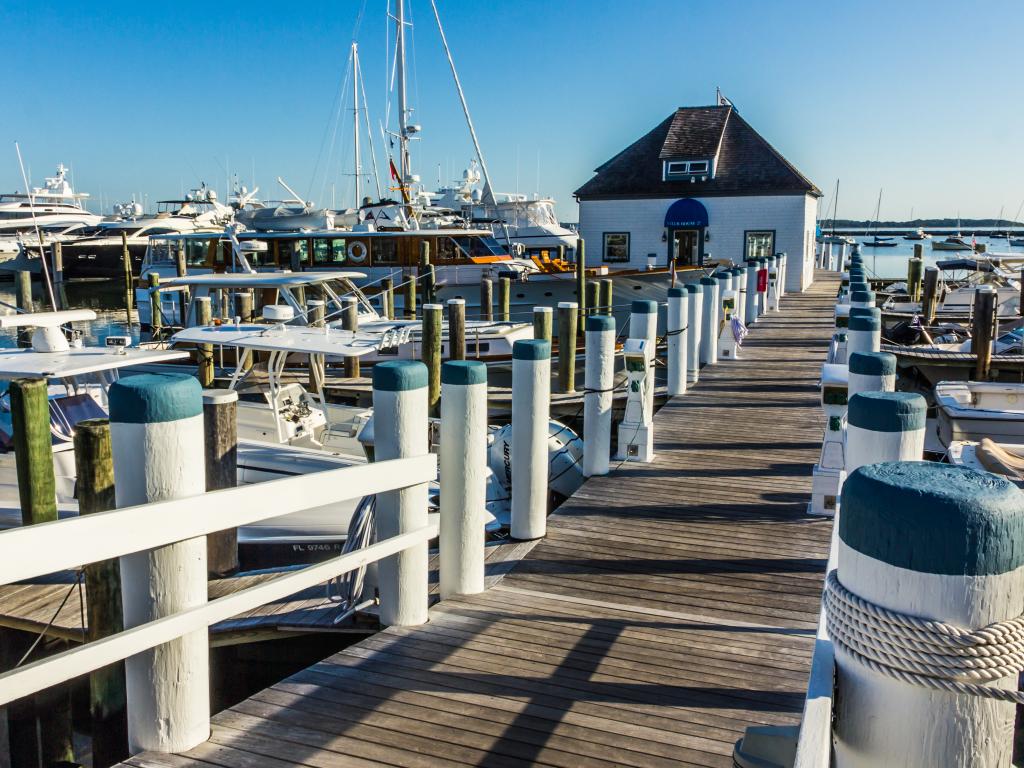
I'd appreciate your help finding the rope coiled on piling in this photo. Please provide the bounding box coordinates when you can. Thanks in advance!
[824,569,1024,704]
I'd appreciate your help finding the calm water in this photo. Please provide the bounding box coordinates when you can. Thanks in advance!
[845,236,1024,280]
[0,279,136,349]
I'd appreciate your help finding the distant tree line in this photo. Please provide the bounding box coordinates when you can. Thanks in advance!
[827,218,1023,228]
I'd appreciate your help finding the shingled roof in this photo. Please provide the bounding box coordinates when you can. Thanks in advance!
[574,105,821,200]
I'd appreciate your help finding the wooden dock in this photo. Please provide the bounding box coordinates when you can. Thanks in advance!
[125,273,839,767]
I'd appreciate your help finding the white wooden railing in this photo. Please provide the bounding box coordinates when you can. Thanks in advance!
[0,454,437,709]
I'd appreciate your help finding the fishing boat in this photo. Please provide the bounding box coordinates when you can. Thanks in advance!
[935,381,1024,447]
[932,235,975,251]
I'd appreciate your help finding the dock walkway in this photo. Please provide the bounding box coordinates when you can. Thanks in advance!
[127,273,839,768]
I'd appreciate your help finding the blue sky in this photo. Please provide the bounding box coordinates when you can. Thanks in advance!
[2,0,1022,222]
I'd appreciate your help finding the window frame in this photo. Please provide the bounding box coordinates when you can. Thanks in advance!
[744,229,776,260]
[602,231,630,263]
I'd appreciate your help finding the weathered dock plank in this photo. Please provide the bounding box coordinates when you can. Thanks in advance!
[127,271,838,767]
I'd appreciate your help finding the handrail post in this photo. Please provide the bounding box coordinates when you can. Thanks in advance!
[373,362,430,626]
[440,361,487,598]
[583,315,615,477]
[510,340,551,540]
[110,374,209,753]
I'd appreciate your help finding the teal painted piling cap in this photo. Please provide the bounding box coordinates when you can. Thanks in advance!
[850,289,875,303]
[841,462,1024,576]
[668,286,685,298]
[746,259,758,267]
[586,314,615,332]
[631,299,657,314]
[684,284,700,294]
[374,360,428,391]
[513,339,551,360]
[441,360,486,386]
[109,373,202,424]
[848,391,925,432]
[849,314,880,332]
[716,273,730,282]
[849,306,879,321]
[849,351,896,376]
[700,277,717,286]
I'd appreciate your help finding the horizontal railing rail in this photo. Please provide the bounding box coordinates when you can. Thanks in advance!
[0,454,436,584]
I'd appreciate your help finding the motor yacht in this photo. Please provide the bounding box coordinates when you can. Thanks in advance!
[0,164,102,236]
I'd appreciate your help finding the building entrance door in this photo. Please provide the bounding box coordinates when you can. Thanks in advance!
[673,229,700,266]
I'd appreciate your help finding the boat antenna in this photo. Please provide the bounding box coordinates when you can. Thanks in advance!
[357,47,383,199]
[277,176,306,205]
[352,42,362,208]
[14,142,58,311]
[429,0,497,206]
[396,0,411,186]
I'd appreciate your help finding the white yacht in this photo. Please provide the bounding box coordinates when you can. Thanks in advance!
[57,185,233,278]
[0,164,102,235]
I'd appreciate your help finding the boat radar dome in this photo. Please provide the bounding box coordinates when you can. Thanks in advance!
[0,310,96,353]
[262,305,295,323]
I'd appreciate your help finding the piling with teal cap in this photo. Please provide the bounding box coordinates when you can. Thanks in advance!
[109,373,208,752]
[373,360,430,626]
[511,340,551,540]
[700,275,720,365]
[584,314,616,476]
[850,288,875,310]
[847,311,881,356]
[745,259,759,323]
[845,391,925,475]
[848,351,896,397]
[667,286,687,396]
[834,462,1024,766]
[686,283,703,383]
[440,359,487,599]
[630,298,659,422]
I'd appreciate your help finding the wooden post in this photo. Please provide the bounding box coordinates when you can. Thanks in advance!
[533,306,552,343]
[422,304,442,415]
[480,278,493,321]
[575,238,586,324]
[342,296,360,379]
[307,299,326,393]
[419,241,434,304]
[557,302,578,394]
[586,280,600,317]
[922,266,939,326]
[122,232,133,327]
[15,271,32,348]
[194,297,214,388]
[381,277,394,320]
[148,272,162,338]
[599,278,613,317]
[403,272,417,319]
[447,299,466,360]
[973,287,997,381]
[74,419,129,767]
[499,277,511,322]
[907,254,924,303]
[174,242,188,327]
[203,390,238,576]
[233,291,253,322]
[10,379,57,526]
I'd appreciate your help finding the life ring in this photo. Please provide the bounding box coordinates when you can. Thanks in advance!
[347,240,367,263]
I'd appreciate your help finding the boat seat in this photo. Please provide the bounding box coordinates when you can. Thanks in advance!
[49,394,108,442]
[975,438,1024,481]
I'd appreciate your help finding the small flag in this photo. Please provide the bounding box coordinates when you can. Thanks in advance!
[389,158,401,182]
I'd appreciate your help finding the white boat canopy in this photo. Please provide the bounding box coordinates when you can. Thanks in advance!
[158,271,367,288]
[171,324,378,357]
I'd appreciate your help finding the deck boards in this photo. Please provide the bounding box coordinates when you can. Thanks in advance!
[127,271,839,767]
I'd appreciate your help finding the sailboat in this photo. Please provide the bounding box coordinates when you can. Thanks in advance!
[932,214,974,251]
[903,208,929,240]
[863,189,898,248]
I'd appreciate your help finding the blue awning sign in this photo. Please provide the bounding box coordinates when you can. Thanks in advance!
[664,198,709,229]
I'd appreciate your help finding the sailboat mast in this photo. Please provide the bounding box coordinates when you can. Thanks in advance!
[352,42,361,207]
[395,0,411,185]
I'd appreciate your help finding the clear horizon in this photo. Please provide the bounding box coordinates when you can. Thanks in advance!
[2,0,1021,224]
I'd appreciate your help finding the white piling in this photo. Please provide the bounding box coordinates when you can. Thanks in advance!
[110,374,208,753]
[510,340,551,540]
[733,267,747,324]
[845,391,925,475]
[833,463,1024,767]
[685,284,702,384]
[700,277,719,365]
[756,258,769,315]
[372,361,430,626]
[847,310,881,356]
[823,242,832,271]
[767,257,780,312]
[583,315,615,477]
[745,260,759,324]
[630,299,658,422]
[777,252,786,298]
[847,351,896,398]
[439,360,487,599]
[666,287,687,397]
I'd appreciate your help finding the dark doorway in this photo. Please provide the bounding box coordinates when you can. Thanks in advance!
[672,228,701,266]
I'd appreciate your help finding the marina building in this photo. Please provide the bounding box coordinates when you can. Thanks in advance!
[574,103,821,292]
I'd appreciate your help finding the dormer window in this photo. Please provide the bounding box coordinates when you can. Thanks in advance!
[664,159,710,180]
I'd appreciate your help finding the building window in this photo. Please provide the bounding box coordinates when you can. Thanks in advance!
[603,232,630,263]
[745,230,775,260]
[664,159,710,179]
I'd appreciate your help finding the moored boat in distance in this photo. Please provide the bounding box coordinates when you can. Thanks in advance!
[932,235,975,251]
[903,227,930,240]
